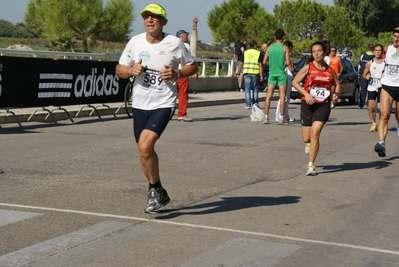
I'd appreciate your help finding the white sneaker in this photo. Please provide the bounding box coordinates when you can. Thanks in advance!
[240,89,244,92]
[306,165,316,176]
[178,116,193,122]
[304,143,310,155]
[397,124,399,136]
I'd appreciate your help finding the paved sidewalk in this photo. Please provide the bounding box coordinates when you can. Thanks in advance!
[0,90,271,126]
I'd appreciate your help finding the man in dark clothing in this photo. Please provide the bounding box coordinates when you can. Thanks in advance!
[358,44,375,108]
[234,37,247,91]
[260,42,269,91]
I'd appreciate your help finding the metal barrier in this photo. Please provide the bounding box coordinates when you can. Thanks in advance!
[0,49,236,126]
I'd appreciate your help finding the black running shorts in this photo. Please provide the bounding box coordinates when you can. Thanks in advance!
[381,84,399,101]
[367,89,381,101]
[132,107,175,143]
[300,100,331,126]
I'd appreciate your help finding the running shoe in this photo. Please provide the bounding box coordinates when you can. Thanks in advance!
[306,165,316,176]
[397,124,399,137]
[370,124,377,132]
[262,117,269,124]
[178,116,193,122]
[374,142,386,157]
[144,187,170,213]
[305,143,310,155]
[278,118,289,125]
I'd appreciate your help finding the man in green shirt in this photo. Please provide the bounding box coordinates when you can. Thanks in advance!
[262,29,291,125]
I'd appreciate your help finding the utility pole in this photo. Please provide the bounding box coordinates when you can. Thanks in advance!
[190,17,199,57]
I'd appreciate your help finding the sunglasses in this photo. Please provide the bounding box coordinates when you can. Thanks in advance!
[142,13,163,20]
[330,50,336,52]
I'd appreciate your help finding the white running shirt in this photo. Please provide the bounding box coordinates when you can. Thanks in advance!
[381,44,399,87]
[119,33,195,110]
[368,59,385,92]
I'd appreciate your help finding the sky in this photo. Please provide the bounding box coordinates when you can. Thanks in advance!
[0,0,334,44]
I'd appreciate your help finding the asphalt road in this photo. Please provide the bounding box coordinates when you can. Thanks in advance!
[0,101,399,267]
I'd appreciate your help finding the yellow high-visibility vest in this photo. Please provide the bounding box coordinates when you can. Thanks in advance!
[243,49,260,75]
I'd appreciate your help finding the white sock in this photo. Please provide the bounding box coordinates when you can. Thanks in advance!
[308,162,314,166]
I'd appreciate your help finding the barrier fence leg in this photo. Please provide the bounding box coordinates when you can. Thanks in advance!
[76,105,101,119]
[28,107,57,124]
[47,107,74,123]
[94,104,116,118]
[5,109,22,127]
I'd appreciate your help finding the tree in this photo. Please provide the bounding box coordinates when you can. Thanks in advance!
[274,0,326,41]
[93,0,134,43]
[273,1,365,53]
[25,0,134,52]
[322,5,365,51]
[334,0,399,37]
[207,0,280,46]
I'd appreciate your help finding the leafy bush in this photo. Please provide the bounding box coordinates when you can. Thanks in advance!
[0,20,36,38]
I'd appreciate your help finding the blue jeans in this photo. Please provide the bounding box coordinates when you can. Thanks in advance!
[244,74,259,107]
[359,78,369,108]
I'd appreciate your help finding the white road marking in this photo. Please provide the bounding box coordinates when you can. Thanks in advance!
[1,202,398,256]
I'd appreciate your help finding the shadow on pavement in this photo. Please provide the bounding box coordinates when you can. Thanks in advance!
[184,116,247,122]
[0,116,128,134]
[319,156,399,174]
[156,196,301,219]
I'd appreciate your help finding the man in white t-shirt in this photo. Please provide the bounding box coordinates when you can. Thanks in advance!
[176,29,198,122]
[115,3,197,213]
[374,28,399,157]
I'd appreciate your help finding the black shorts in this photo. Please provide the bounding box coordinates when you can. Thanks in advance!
[381,84,399,101]
[300,100,331,126]
[367,89,381,101]
[132,107,175,143]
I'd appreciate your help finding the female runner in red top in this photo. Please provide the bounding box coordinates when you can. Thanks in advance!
[292,41,341,176]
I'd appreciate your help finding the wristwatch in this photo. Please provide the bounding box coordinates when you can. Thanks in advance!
[177,70,182,79]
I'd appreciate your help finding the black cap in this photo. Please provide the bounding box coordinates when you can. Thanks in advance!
[176,30,189,37]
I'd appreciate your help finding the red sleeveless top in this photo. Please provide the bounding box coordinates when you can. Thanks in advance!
[302,62,333,103]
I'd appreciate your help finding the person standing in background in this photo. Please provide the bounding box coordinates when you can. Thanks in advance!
[260,42,269,92]
[234,37,247,92]
[358,44,375,109]
[176,29,198,122]
[243,40,263,108]
[262,29,291,125]
[329,46,343,78]
[276,40,295,122]
[328,46,343,108]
